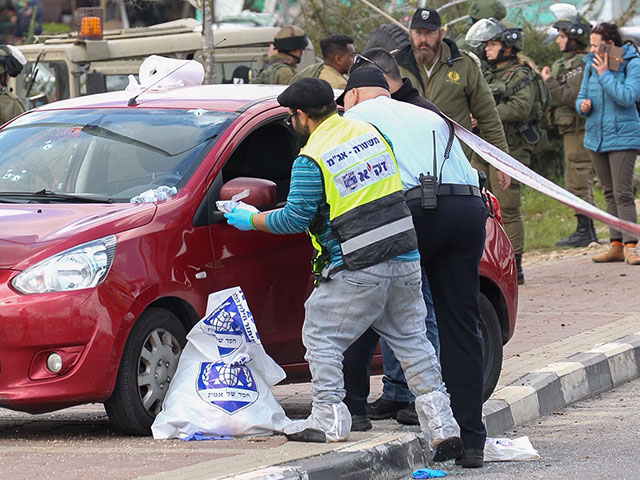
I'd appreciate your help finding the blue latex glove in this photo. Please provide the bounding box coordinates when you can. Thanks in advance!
[412,468,447,479]
[224,207,256,231]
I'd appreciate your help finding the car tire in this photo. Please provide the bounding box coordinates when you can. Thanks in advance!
[363,23,410,53]
[479,292,503,402]
[104,307,187,436]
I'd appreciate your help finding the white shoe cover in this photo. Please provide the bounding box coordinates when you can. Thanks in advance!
[415,391,461,448]
[283,402,352,442]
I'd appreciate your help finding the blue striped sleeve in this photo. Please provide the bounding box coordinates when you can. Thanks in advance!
[265,155,324,234]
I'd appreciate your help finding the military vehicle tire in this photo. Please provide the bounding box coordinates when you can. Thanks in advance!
[363,23,410,53]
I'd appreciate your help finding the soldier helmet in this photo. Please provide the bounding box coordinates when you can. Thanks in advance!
[273,25,309,52]
[0,45,26,77]
[469,0,507,22]
[550,3,591,46]
[465,17,523,51]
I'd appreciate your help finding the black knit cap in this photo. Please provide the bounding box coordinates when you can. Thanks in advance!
[410,8,442,30]
[335,66,389,106]
[277,78,335,109]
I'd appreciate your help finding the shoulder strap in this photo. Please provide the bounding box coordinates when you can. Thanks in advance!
[504,65,535,99]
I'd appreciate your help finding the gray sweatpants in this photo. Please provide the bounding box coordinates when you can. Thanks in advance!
[303,259,445,405]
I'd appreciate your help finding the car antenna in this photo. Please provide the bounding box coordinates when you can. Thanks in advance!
[127,38,227,107]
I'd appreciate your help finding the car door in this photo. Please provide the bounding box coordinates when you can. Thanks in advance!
[202,108,315,373]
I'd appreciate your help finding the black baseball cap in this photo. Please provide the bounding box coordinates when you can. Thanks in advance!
[410,8,442,31]
[277,78,335,109]
[335,66,389,106]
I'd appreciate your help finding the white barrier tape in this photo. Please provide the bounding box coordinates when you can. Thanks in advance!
[450,117,640,237]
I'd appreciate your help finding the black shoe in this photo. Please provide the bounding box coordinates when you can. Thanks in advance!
[433,437,464,462]
[515,253,524,285]
[285,428,327,443]
[368,397,409,420]
[396,403,419,425]
[351,414,372,432]
[455,448,484,468]
[556,214,598,248]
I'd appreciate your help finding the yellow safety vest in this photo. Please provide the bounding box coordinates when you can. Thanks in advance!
[301,113,417,274]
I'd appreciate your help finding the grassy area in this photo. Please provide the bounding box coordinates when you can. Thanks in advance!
[523,156,640,252]
[522,182,608,252]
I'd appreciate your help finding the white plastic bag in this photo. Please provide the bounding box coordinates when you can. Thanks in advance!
[151,287,291,439]
[484,436,540,462]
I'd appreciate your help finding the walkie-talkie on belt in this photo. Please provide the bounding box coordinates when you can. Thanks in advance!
[419,130,439,211]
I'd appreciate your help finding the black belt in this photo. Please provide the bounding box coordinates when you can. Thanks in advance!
[405,183,481,201]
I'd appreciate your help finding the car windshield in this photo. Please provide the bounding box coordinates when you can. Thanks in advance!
[0,108,236,203]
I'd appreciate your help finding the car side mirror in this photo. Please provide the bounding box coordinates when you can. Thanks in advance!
[219,177,278,208]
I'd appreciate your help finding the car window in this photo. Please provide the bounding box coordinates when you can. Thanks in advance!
[221,118,298,203]
[0,108,236,202]
[15,61,70,105]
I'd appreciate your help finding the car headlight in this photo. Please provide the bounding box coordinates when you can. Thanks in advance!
[12,235,117,294]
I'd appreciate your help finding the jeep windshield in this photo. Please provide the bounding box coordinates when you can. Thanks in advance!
[0,109,236,203]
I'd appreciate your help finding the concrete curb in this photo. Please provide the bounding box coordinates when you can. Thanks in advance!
[244,332,640,479]
[484,333,640,435]
[219,432,429,480]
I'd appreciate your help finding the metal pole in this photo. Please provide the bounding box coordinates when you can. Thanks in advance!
[202,0,215,84]
[355,0,409,33]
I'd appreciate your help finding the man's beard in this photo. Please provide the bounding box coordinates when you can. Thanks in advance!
[294,123,311,145]
[413,42,440,67]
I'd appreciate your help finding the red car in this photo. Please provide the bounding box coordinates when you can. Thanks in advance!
[0,85,517,435]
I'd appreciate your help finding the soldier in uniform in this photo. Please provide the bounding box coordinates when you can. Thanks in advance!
[394,8,510,186]
[541,4,597,247]
[455,0,507,73]
[250,25,308,85]
[289,34,355,89]
[466,18,541,284]
[0,45,26,124]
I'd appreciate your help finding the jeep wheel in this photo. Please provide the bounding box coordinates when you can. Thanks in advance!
[105,307,186,436]
[479,292,503,402]
[364,23,410,53]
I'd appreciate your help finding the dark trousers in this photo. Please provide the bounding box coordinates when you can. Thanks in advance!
[343,195,488,449]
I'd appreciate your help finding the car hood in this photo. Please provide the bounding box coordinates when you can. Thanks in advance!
[0,203,156,269]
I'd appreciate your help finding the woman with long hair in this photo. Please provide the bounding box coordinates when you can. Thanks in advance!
[576,22,640,265]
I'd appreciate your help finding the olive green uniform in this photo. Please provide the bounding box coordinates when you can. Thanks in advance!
[0,88,25,124]
[250,53,298,85]
[290,62,347,89]
[546,52,593,205]
[455,32,492,74]
[475,59,537,256]
[395,39,508,156]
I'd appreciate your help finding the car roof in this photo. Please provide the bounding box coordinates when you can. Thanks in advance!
[36,84,292,113]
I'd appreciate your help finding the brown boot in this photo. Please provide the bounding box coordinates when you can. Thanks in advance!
[624,243,640,265]
[592,241,625,263]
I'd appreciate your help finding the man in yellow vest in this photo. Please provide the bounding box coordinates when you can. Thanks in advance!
[224,78,463,462]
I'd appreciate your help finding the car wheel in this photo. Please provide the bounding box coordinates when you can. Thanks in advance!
[105,307,186,436]
[363,23,410,52]
[479,292,503,402]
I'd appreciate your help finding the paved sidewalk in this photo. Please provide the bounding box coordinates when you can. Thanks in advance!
[1,249,639,480]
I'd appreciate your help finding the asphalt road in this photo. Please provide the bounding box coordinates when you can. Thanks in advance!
[408,377,640,480]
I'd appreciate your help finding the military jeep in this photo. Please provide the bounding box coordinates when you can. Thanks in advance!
[10,18,315,107]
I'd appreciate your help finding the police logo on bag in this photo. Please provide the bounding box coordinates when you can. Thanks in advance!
[196,355,259,414]
[200,292,261,356]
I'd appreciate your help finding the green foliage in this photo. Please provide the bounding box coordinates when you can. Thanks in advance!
[297,0,469,53]
[522,182,609,251]
[298,0,402,52]
[42,22,72,35]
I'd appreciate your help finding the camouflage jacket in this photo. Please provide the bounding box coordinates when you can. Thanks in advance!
[250,53,298,85]
[547,51,587,134]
